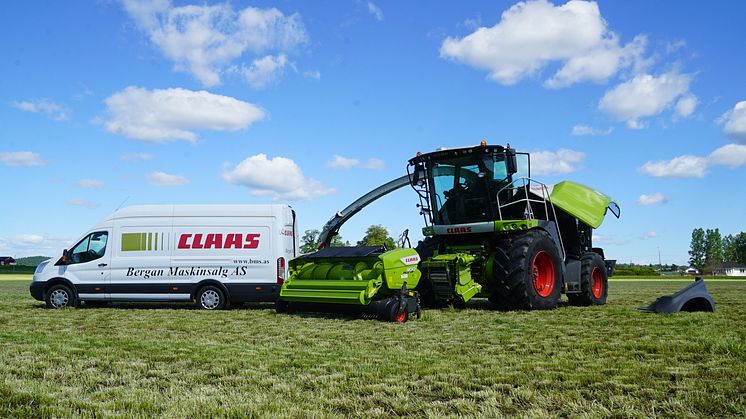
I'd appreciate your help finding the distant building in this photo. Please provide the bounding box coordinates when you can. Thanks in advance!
[711,262,746,277]
[0,256,16,266]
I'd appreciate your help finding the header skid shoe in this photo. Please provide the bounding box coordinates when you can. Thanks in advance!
[639,277,715,313]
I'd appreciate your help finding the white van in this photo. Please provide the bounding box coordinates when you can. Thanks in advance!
[30,205,298,309]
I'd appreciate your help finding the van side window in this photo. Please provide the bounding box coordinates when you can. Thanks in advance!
[70,231,109,264]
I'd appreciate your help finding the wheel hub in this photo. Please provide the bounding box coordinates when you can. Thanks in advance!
[591,267,604,299]
[531,250,555,298]
[50,289,69,308]
[201,290,220,309]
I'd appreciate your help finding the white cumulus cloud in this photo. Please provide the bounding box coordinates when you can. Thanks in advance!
[367,2,384,21]
[719,101,746,142]
[16,234,44,244]
[708,143,746,168]
[599,72,693,128]
[637,155,708,178]
[103,86,265,143]
[76,179,105,189]
[674,94,698,118]
[121,152,154,161]
[65,198,100,209]
[637,193,668,206]
[122,0,308,87]
[223,154,335,200]
[146,171,189,186]
[640,231,657,240]
[327,155,359,169]
[240,54,289,89]
[0,151,46,167]
[363,158,385,169]
[571,124,613,136]
[440,0,642,87]
[12,99,70,121]
[530,149,585,175]
[638,143,746,178]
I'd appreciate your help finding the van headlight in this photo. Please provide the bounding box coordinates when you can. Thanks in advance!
[35,261,49,274]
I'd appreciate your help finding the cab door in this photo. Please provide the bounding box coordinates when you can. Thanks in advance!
[63,230,111,300]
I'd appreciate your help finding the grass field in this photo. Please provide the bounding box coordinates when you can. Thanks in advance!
[1,277,744,417]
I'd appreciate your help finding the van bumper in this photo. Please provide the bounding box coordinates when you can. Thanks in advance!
[225,283,279,303]
[29,281,45,301]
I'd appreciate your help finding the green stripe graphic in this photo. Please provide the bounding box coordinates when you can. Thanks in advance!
[121,232,165,252]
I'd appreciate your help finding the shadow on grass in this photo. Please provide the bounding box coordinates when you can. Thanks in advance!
[28,301,276,311]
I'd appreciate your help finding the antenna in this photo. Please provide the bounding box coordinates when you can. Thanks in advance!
[658,246,662,268]
[115,196,130,211]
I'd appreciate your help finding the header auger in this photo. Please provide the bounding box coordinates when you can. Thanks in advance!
[278,143,620,321]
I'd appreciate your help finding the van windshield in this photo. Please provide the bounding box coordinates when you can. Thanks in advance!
[70,231,108,264]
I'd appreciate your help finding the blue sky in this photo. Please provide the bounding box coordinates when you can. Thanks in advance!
[1,0,745,265]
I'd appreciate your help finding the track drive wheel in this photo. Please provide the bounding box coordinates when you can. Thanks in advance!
[275,298,292,314]
[384,298,408,323]
[491,229,562,310]
[568,252,608,306]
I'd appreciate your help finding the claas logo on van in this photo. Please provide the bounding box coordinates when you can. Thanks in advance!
[121,232,260,252]
[178,233,260,249]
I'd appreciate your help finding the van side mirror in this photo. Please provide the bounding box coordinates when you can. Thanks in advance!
[61,249,70,265]
[505,148,518,175]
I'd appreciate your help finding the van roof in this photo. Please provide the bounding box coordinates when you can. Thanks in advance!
[105,204,292,220]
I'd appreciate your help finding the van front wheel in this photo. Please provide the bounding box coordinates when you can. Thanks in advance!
[196,286,226,310]
[46,284,76,309]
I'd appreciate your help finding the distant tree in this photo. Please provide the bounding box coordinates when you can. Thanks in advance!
[733,232,746,265]
[704,228,724,270]
[300,230,320,254]
[688,228,706,271]
[723,234,737,262]
[357,225,397,249]
[300,229,349,253]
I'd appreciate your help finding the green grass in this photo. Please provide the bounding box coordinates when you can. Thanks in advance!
[1,278,744,417]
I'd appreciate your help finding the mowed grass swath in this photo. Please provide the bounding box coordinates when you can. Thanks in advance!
[1,278,745,417]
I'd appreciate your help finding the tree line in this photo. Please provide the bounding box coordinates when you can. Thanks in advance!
[300,225,397,254]
[688,228,746,272]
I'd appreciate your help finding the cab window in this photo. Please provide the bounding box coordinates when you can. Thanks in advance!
[70,231,108,264]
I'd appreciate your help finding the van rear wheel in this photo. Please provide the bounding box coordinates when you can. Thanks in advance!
[196,286,226,310]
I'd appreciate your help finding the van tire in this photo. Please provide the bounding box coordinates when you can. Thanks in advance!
[196,286,226,310]
[46,284,76,309]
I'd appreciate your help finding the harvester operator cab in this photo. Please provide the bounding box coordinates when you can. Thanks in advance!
[408,144,529,226]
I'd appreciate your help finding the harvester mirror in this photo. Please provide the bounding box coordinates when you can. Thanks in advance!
[409,163,425,185]
[505,148,518,175]
[607,202,621,219]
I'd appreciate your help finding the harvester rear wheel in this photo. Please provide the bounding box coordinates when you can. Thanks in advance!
[568,252,608,306]
[490,229,562,310]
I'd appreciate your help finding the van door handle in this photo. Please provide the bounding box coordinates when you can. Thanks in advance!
[98,263,108,267]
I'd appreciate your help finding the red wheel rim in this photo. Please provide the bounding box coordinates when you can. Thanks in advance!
[591,267,604,299]
[395,310,407,323]
[531,250,555,298]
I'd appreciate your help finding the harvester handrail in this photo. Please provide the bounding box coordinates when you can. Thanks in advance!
[496,177,566,260]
